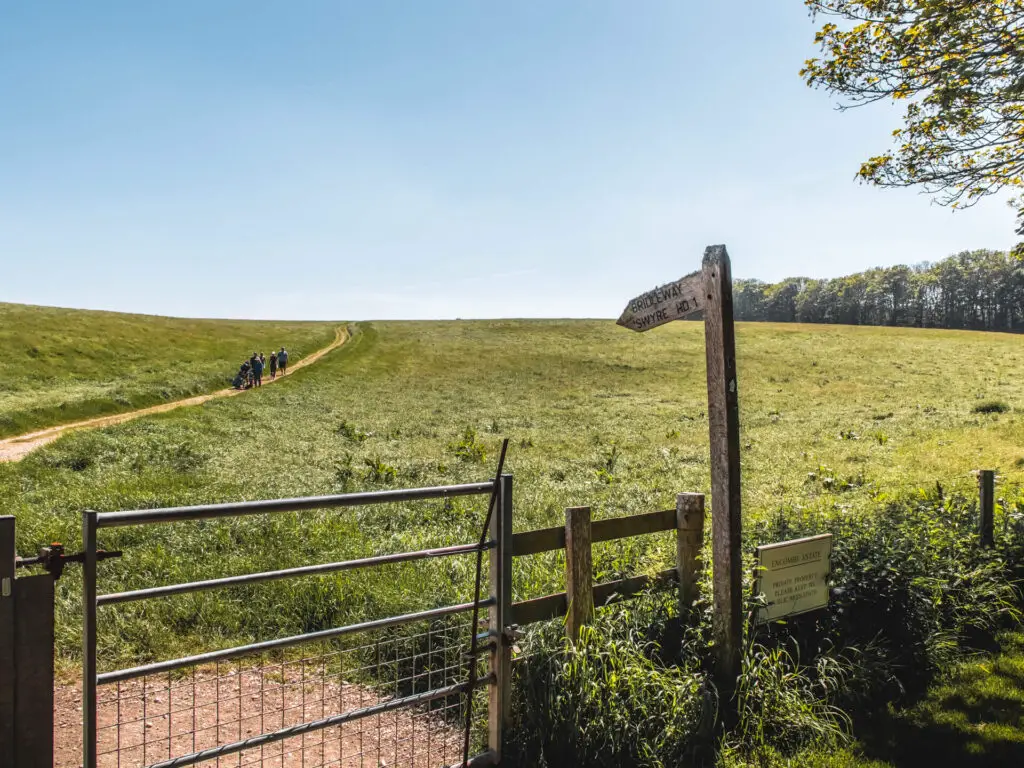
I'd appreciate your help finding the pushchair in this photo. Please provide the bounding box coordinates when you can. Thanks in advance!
[233,363,254,390]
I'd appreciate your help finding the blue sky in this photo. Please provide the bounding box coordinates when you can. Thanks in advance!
[1,2,1016,320]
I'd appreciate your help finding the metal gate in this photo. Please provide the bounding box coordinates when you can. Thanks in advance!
[81,477,513,768]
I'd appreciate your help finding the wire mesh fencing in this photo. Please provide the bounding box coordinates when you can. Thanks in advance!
[82,479,508,768]
[94,614,489,768]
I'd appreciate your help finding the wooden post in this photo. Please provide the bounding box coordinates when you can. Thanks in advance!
[488,474,513,760]
[82,511,99,768]
[702,244,743,688]
[565,506,594,640]
[979,470,995,548]
[0,516,15,768]
[676,493,705,614]
[14,574,54,768]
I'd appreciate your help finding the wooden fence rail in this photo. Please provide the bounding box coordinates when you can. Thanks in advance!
[509,493,706,638]
[3,483,705,766]
[3,470,1008,765]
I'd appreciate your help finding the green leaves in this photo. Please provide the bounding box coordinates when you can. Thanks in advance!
[448,426,488,463]
[803,0,1024,229]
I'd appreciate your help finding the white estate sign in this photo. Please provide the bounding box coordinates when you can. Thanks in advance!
[616,272,704,332]
[755,534,832,624]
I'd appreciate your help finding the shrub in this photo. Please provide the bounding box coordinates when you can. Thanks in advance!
[972,400,1010,414]
[732,645,851,757]
[507,489,1024,765]
[752,491,1022,704]
[595,441,621,484]
[507,621,714,768]
[449,427,487,463]
[333,452,355,489]
[361,456,397,484]
[336,420,369,442]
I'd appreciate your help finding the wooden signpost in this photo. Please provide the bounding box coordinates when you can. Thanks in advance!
[618,244,743,686]
[616,271,704,332]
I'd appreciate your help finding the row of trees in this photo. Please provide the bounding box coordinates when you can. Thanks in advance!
[734,250,1024,331]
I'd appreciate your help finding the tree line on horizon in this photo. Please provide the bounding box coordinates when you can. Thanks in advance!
[733,249,1024,332]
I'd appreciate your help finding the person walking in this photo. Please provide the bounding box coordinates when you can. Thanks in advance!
[269,351,278,380]
[251,352,264,387]
[278,347,288,374]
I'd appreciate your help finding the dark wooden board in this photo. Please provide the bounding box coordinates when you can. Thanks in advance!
[511,569,679,626]
[511,509,675,557]
[14,574,54,768]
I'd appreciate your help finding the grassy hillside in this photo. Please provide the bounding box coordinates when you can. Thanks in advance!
[0,302,337,437]
[2,319,1023,665]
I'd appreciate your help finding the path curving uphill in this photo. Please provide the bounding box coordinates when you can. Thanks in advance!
[0,326,349,463]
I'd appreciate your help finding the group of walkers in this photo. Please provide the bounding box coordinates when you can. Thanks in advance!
[233,347,289,390]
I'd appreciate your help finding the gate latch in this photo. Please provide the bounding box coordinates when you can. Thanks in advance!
[15,542,122,580]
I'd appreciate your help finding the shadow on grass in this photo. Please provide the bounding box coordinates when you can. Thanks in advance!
[857,633,1024,768]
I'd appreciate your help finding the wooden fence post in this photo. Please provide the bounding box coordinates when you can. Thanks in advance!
[676,493,705,614]
[702,245,744,688]
[0,517,55,768]
[0,517,14,768]
[488,474,513,760]
[565,506,594,640]
[14,574,54,768]
[979,470,995,548]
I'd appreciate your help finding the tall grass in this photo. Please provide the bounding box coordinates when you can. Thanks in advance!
[505,490,1024,767]
[0,301,336,437]
[3,317,1024,763]
[4,319,1024,668]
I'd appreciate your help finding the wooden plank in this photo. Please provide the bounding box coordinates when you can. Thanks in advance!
[511,525,564,557]
[511,570,681,626]
[593,509,675,543]
[617,272,704,332]
[511,592,567,626]
[676,493,705,615]
[565,507,593,640]
[593,569,678,606]
[0,516,15,768]
[14,574,54,768]
[979,470,995,548]
[511,509,675,557]
[702,244,743,688]
[488,475,513,759]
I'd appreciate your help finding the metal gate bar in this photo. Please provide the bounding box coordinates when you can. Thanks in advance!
[95,483,494,528]
[99,598,496,684]
[98,541,495,606]
[83,478,508,768]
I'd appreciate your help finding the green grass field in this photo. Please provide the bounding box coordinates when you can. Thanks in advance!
[0,302,337,438]
[3,313,1023,766]
[2,318,1023,660]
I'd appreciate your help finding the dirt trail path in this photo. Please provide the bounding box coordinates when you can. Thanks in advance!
[54,669,463,768]
[0,326,349,463]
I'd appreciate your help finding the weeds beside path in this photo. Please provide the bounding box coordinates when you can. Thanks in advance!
[0,326,349,463]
